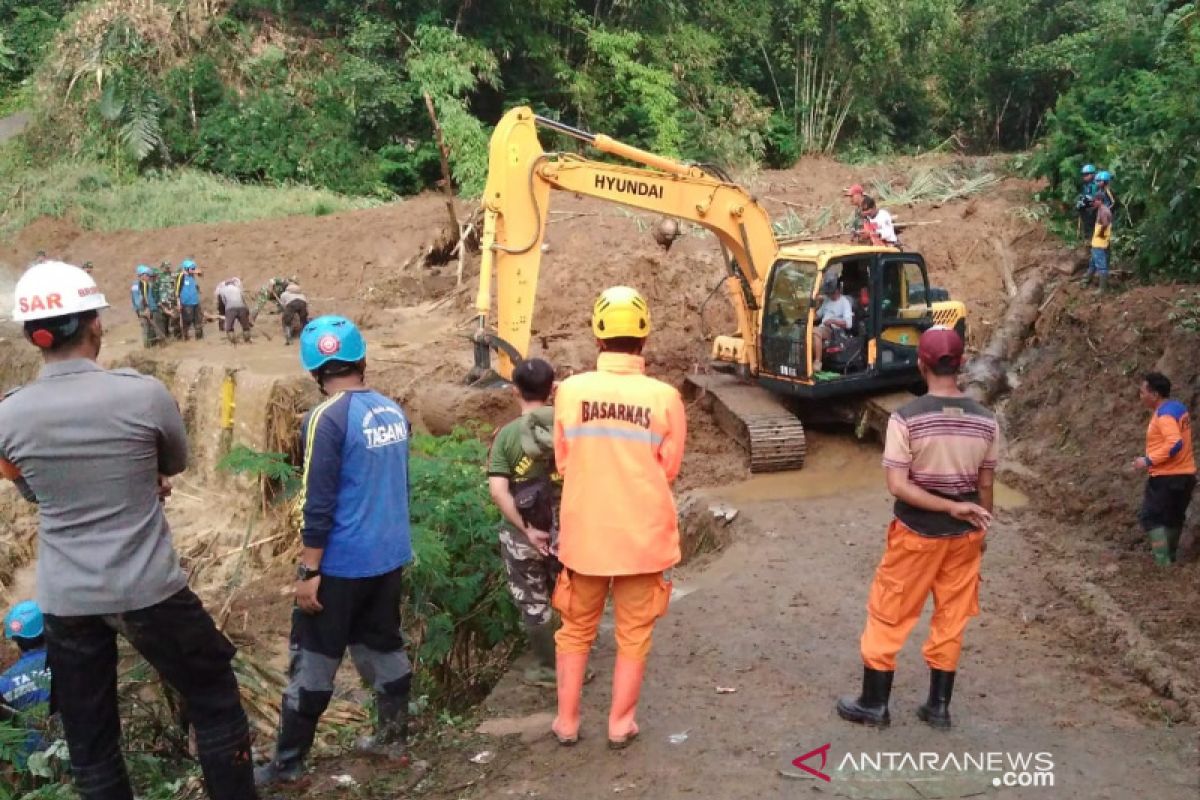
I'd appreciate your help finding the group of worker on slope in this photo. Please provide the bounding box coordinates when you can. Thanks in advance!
[125,258,310,348]
[1076,164,1119,291]
[844,183,900,247]
[0,254,1193,800]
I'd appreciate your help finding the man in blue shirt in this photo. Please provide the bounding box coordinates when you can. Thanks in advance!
[256,316,415,787]
[1,600,52,762]
[175,260,204,340]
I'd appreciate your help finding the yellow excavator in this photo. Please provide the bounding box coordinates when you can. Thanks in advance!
[470,107,967,471]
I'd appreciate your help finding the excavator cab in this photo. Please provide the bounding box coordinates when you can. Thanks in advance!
[750,245,966,399]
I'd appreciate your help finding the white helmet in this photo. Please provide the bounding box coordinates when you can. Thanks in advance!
[12,261,109,322]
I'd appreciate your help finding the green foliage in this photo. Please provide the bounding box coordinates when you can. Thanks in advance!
[218,444,300,496]
[404,427,519,706]
[0,142,378,234]
[1033,0,1200,279]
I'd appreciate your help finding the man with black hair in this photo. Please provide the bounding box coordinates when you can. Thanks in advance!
[0,262,257,800]
[1131,372,1196,565]
[488,358,561,687]
[256,315,416,787]
[836,326,999,731]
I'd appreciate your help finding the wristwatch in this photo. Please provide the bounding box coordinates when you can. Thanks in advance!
[296,563,321,581]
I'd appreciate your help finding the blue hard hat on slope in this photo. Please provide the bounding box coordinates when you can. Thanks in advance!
[300,315,367,372]
[1081,164,1096,175]
[136,264,152,276]
[3,600,43,640]
[1096,170,1112,183]
[181,259,197,272]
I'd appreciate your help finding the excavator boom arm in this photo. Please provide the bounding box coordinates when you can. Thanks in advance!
[474,107,779,380]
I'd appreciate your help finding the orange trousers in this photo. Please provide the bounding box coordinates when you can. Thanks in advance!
[860,520,984,672]
[553,570,671,661]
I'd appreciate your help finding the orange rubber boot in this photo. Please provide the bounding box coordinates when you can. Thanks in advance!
[552,651,589,745]
[607,656,646,749]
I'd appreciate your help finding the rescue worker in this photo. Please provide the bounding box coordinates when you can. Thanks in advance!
[256,316,415,786]
[488,358,562,687]
[278,282,309,346]
[0,261,256,800]
[845,184,866,237]
[1076,163,1098,240]
[216,277,252,344]
[251,276,295,322]
[1130,372,1196,565]
[131,264,165,348]
[551,286,687,749]
[861,196,899,247]
[175,260,204,340]
[156,263,182,340]
[811,278,853,374]
[1082,194,1113,291]
[837,326,999,730]
[1095,170,1118,212]
[0,601,52,764]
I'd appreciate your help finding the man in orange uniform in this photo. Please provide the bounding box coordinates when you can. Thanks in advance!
[1130,372,1196,565]
[551,286,687,749]
[837,327,999,730]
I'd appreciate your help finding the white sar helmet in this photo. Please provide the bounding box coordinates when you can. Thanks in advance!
[12,261,109,322]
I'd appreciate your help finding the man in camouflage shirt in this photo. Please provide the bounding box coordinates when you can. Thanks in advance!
[487,359,561,687]
[251,276,296,323]
[155,263,183,340]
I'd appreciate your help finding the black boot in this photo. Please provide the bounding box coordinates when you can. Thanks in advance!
[522,620,557,687]
[356,691,409,760]
[195,715,257,799]
[916,669,956,730]
[254,705,318,787]
[836,667,893,727]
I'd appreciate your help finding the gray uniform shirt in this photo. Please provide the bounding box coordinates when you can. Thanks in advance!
[217,282,246,309]
[0,360,189,616]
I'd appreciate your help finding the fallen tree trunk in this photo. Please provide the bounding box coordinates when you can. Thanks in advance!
[964,270,1047,403]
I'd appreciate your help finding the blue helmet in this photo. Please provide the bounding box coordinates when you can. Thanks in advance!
[300,315,367,372]
[136,264,152,276]
[1081,164,1096,175]
[3,600,43,640]
[1096,170,1112,183]
[181,259,197,272]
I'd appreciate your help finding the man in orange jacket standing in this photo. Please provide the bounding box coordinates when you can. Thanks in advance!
[1131,372,1196,565]
[551,286,687,749]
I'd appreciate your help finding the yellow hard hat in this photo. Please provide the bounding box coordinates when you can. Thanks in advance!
[592,286,651,339]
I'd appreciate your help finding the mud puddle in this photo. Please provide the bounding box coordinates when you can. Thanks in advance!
[708,429,1030,510]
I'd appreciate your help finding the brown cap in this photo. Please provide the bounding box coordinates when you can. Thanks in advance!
[844,183,864,196]
[918,326,964,370]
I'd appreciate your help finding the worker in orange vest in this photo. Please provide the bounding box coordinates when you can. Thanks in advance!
[550,286,687,749]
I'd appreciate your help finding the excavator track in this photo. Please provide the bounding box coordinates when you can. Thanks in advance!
[683,373,807,472]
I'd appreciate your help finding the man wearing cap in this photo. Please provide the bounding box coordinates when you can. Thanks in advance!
[845,184,866,238]
[861,196,899,247]
[0,261,257,800]
[836,326,999,730]
[1,600,52,764]
[1076,164,1098,240]
[811,278,854,374]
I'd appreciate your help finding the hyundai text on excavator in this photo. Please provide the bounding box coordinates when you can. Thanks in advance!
[470,107,967,472]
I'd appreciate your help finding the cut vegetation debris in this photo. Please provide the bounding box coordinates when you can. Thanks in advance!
[870,167,1001,207]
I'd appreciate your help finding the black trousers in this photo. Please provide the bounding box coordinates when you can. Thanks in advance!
[273,568,412,762]
[181,304,204,338]
[44,588,256,800]
[1139,474,1197,531]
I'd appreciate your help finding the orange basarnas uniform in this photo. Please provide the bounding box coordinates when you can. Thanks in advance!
[552,351,686,660]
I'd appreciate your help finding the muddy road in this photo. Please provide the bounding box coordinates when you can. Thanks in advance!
[420,435,1197,800]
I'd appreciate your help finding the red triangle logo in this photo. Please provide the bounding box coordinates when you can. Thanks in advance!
[791,743,832,782]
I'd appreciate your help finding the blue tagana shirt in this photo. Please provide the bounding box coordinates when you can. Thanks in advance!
[0,648,51,760]
[177,273,201,306]
[298,390,413,578]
